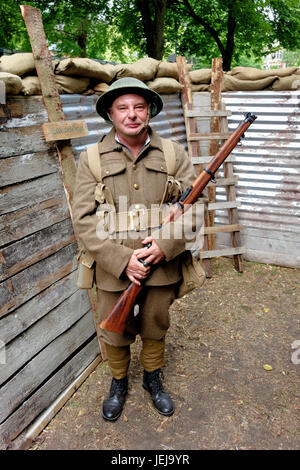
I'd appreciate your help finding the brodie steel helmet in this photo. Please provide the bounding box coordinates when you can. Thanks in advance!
[96,77,163,121]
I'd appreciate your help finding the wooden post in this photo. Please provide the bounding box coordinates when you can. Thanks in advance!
[177,56,211,277]
[220,103,244,273]
[21,5,106,359]
[207,58,224,250]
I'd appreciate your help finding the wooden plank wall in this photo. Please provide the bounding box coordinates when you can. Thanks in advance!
[0,96,100,449]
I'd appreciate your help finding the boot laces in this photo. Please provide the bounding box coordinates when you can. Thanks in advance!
[110,377,127,396]
[148,369,164,394]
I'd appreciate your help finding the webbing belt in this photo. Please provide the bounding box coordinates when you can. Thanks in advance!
[96,207,165,233]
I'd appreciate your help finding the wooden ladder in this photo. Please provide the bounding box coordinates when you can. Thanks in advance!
[177,56,245,277]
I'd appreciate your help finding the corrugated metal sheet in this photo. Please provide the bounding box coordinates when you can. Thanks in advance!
[218,90,300,267]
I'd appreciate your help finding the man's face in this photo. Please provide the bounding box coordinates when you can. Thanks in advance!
[108,93,150,139]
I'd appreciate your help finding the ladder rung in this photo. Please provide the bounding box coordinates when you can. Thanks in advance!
[208,201,241,211]
[203,223,243,234]
[188,132,231,141]
[185,109,232,118]
[191,155,236,164]
[207,176,238,187]
[201,246,246,259]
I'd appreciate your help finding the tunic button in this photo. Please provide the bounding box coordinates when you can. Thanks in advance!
[105,170,110,175]
[132,164,137,170]
[134,183,139,190]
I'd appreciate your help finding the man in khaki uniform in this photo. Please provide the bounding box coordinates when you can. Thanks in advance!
[73,78,204,421]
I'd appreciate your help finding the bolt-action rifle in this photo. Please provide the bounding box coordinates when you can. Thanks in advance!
[100,112,257,335]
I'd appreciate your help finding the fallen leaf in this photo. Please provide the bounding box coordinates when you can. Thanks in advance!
[263,364,273,371]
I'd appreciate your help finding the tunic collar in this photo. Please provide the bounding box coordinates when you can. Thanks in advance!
[98,126,163,156]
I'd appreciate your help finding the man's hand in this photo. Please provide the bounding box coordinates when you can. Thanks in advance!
[125,250,151,286]
[136,236,165,266]
[125,237,165,286]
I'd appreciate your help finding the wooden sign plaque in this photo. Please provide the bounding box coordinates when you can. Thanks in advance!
[42,119,89,142]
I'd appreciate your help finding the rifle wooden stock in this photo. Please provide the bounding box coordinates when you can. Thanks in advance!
[100,112,257,334]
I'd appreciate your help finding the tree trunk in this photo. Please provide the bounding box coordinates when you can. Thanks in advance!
[137,0,167,60]
[223,2,236,71]
[76,18,88,57]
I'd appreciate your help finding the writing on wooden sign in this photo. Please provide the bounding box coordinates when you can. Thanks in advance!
[42,120,89,142]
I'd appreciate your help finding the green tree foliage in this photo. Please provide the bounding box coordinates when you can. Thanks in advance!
[0,0,32,51]
[0,0,299,70]
[0,0,111,58]
[167,0,300,70]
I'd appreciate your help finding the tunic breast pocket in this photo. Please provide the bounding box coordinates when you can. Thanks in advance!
[142,159,168,204]
[101,160,127,205]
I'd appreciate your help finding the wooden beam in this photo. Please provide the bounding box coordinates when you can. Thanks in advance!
[191,155,235,164]
[188,132,231,141]
[203,223,243,234]
[185,109,232,118]
[207,58,224,250]
[221,101,244,272]
[201,246,246,259]
[207,176,238,187]
[208,201,241,211]
[177,55,212,277]
[21,5,106,359]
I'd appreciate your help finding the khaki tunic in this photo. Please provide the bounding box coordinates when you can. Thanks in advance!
[73,127,205,345]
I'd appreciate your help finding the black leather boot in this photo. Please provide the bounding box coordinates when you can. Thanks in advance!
[143,369,174,416]
[102,376,128,421]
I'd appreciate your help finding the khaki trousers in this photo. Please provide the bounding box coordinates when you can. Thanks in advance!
[96,284,177,347]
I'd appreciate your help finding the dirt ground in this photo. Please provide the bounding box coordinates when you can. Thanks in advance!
[30,258,300,450]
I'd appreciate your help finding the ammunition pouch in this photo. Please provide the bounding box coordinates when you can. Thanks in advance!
[176,251,206,299]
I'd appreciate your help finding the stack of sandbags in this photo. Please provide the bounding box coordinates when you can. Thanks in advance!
[188,65,300,91]
[146,61,193,93]
[1,53,299,96]
[223,66,300,91]
[54,57,116,95]
[21,75,91,95]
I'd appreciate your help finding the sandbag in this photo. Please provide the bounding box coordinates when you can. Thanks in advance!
[146,77,182,93]
[230,66,298,81]
[190,68,211,84]
[156,61,192,79]
[271,74,300,91]
[22,75,90,95]
[115,58,159,81]
[55,75,90,94]
[93,81,109,94]
[0,72,23,95]
[0,53,35,77]
[21,76,41,95]
[222,74,277,91]
[192,83,211,92]
[55,58,116,83]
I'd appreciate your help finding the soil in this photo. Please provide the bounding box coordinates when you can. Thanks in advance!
[30,258,300,450]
